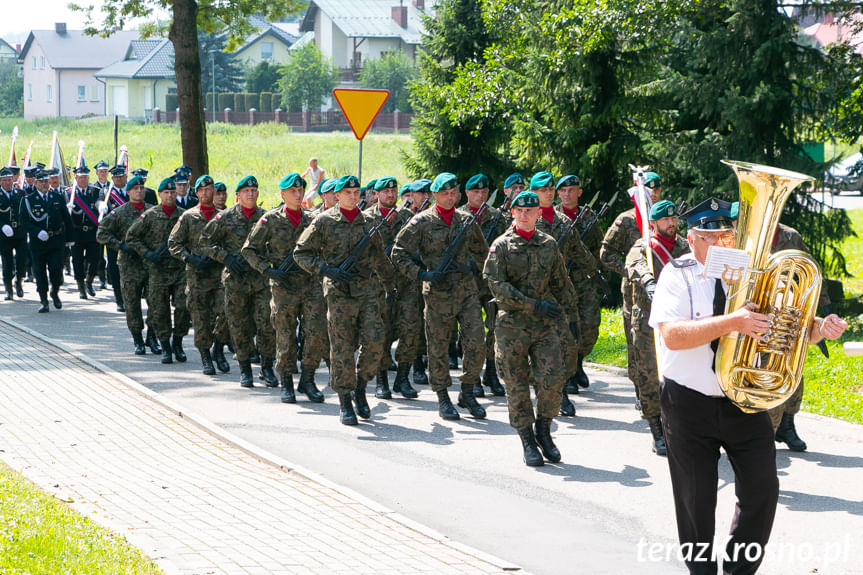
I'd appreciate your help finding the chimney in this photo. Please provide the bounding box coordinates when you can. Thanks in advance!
[55,22,67,34]
[392,4,408,29]
[413,0,424,9]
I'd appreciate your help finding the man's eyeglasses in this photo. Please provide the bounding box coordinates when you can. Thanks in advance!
[693,230,736,246]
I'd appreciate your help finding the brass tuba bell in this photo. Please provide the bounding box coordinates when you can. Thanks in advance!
[715,161,822,413]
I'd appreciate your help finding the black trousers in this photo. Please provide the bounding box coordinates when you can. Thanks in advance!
[107,247,123,303]
[30,244,65,298]
[661,379,778,575]
[1,236,28,283]
[71,240,102,281]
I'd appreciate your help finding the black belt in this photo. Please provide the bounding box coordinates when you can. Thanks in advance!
[48,229,63,237]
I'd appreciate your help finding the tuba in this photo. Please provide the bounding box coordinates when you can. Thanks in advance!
[715,161,822,413]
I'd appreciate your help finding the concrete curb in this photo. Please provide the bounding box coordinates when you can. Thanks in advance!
[2,317,525,573]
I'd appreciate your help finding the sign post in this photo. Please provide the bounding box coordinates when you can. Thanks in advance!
[332,88,389,182]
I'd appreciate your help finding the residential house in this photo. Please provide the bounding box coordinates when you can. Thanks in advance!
[232,15,300,68]
[0,38,19,63]
[19,24,139,120]
[96,39,176,121]
[800,12,863,55]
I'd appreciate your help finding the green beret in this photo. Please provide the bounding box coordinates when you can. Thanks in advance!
[649,199,678,221]
[362,179,378,194]
[512,191,540,208]
[431,172,458,193]
[399,183,411,197]
[529,171,554,190]
[318,178,336,195]
[730,201,739,221]
[374,176,397,191]
[644,172,661,189]
[214,182,227,193]
[279,172,306,190]
[158,177,176,192]
[410,178,432,194]
[334,175,360,193]
[195,174,214,190]
[465,173,489,191]
[555,175,580,191]
[504,173,524,189]
[126,175,144,189]
[236,175,258,192]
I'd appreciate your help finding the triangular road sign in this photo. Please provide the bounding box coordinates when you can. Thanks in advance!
[333,89,390,140]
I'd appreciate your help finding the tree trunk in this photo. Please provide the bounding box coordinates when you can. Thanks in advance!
[170,0,208,177]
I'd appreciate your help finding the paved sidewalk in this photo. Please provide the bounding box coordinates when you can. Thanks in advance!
[0,320,520,575]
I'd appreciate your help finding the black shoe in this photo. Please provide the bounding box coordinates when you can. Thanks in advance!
[647,416,667,456]
[297,366,325,402]
[146,330,162,354]
[85,278,96,297]
[483,360,506,396]
[212,341,230,373]
[239,361,254,388]
[775,412,807,452]
[160,339,173,364]
[565,375,580,395]
[436,389,460,421]
[100,278,107,290]
[411,356,428,386]
[518,427,544,467]
[3,290,11,301]
[51,292,62,309]
[172,336,187,362]
[375,370,392,399]
[15,279,23,298]
[457,382,487,419]
[281,373,296,403]
[392,363,418,398]
[560,391,576,417]
[534,416,562,463]
[201,349,216,375]
[38,299,50,313]
[133,332,146,356]
[77,280,88,300]
[259,357,279,387]
[575,356,590,388]
[116,302,125,313]
[354,376,371,419]
[339,392,358,425]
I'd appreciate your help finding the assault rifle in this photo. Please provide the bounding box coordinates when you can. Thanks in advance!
[556,194,596,248]
[430,202,488,277]
[484,194,512,245]
[337,205,400,280]
[383,197,415,257]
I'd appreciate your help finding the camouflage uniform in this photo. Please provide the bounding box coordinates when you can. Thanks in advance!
[625,235,690,419]
[294,207,394,393]
[200,204,276,363]
[392,202,427,366]
[484,227,577,430]
[125,205,190,345]
[96,201,153,336]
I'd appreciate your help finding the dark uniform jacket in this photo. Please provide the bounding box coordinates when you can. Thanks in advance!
[0,187,27,240]
[67,185,102,243]
[18,189,72,249]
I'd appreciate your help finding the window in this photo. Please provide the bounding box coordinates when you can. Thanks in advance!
[27,84,32,101]
[39,56,45,69]
[31,56,36,69]
[77,85,86,101]
[46,84,52,102]
[90,85,99,101]
[261,42,273,60]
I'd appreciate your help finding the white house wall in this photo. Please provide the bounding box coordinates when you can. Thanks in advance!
[22,39,54,120]
[57,69,104,118]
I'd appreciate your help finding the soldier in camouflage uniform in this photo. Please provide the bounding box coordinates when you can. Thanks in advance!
[201,175,277,388]
[242,173,327,404]
[96,176,155,354]
[168,174,231,376]
[600,171,661,403]
[500,173,525,229]
[125,177,190,363]
[311,178,338,215]
[457,173,507,397]
[625,200,690,455]
[555,175,604,392]
[294,175,396,425]
[484,190,578,467]
[363,176,418,400]
[213,182,228,210]
[392,172,489,421]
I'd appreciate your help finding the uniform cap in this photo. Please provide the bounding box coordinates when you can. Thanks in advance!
[94,161,110,170]
[374,176,397,191]
[431,172,458,194]
[410,178,432,194]
[214,182,227,193]
[73,165,91,175]
[0,166,17,177]
[195,174,214,190]
[399,183,411,197]
[132,168,148,177]
[126,175,145,189]
[512,191,540,208]
[109,165,127,177]
[555,175,580,190]
[643,171,661,189]
[649,199,678,221]
[682,197,733,231]
[279,172,306,190]
[44,167,60,177]
[236,175,258,192]
[529,171,554,190]
[36,169,51,180]
[465,173,489,191]
[158,177,177,193]
[503,173,524,189]
[23,165,40,177]
[334,175,360,193]
[318,178,337,195]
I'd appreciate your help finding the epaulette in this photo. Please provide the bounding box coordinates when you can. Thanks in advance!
[670,258,696,268]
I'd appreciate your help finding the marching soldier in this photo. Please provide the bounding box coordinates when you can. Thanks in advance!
[96,175,156,354]
[200,176,277,388]
[67,166,102,300]
[126,177,190,363]
[1,166,27,300]
[294,175,396,425]
[213,182,228,211]
[483,190,578,466]
[392,172,489,421]
[312,178,338,214]
[19,168,72,312]
[625,200,690,455]
[168,174,231,375]
[242,173,327,404]
[99,165,130,312]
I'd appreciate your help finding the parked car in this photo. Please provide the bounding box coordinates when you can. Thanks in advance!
[825,152,863,194]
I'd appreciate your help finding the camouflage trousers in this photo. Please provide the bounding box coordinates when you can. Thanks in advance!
[119,261,150,335]
[186,274,228,351]
[423,285,485,392]
[575,281,601,357]
[271,282,328,376]
[621,278,636,382]
[225,281,276,362]
[376,286,398,371]
[149,267,190,343]
[325,291,385,393]
[394,277,424,364]
[767,380,804,431]
[478,287,496,361]
[630,324,660,419]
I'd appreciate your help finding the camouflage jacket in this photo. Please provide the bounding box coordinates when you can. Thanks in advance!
[536,209,595,290]
[168,205,223,286]
[125,204,186,273]
[242,206,316,290]
[626,235,690,330]
[600,206,640,276]
[97,201,153,267]
[457,203,507,247]
[200,203,267,290]
[364,203,413,258]
[555,204,603,260]
[483,227,578,330]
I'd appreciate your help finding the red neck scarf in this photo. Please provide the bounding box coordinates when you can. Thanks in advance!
[436,205,455,226]
[562,206,579,221]
[379,206,392,218]
[340,207,359,222]
[161,204,176,218]
[285,206,302,228]
[241,205,257,220]
[200,205,216,221]
[540,206,555,224]
[469,205,483,222]
[650,233,677,266]
[514,225,535,241]
[131,201,145,211]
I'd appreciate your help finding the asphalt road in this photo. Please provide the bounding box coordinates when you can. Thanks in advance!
[2,281,862,575]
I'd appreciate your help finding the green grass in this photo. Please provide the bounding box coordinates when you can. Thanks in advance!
[841,208,863,298]
[585,308,628,368]
[0,117,413,208]
[0,461,163,574]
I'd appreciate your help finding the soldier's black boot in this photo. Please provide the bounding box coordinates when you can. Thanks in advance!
[15,278,23,298]
[250,349,261,364]
[260,357,279,387]
[517,427,544,467]
[411,356,428,386]
[354,376,372,419]
[534,416,562,463]
[560,389,576,417]
[448,339,459,369]
[132,332,146,356]
[37,293,49,313]
[160,339,173,364]
[483,359,506,396]
[392,363,418,398]
[239,361,254,388]
[565,374,580,395]
[280,372,296,404]
[457,382,487,419]
[200,348,216,375]
[375,370,392,399]
[85,273,97,297]
[77,280,88,300]
[172,336,187,362]
[575,355,590,388]
[775,412,807,452]
[3,280,12,300]
[473,381,485,398]
[146,329,161,354]
[297,366,325,402]
[50,288,62,309]
[647,416,667,456]
[339,392,358,425]
[212,340,230,373]
[436,389,460,421]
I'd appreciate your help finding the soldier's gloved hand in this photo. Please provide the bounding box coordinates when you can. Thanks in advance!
[418,269,444,286]
[534,300,563,320]
[265,268,290,284]
[65,242,74,248]
[224,254,246,275]
[644,278,657,302]
[99,203,109,215]
[468,257,481,277]
[411,251,423,266]
[184,253,205,269]
[120,242,136,255]
[1,224,13,237]
[144,250,162,263]
[569,321,579,341]
[320,265,352,284]
[37,230,50,241]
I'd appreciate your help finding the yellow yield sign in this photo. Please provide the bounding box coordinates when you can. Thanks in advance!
[333,88,390,140]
